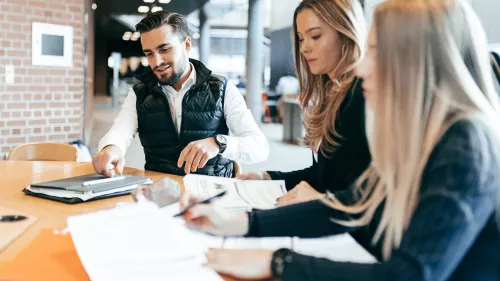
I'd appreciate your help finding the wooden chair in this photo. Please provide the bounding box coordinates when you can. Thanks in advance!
[6,142,78,161]
[232,160,242,178]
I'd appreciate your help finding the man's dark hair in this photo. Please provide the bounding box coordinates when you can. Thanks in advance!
[135,11,190,38]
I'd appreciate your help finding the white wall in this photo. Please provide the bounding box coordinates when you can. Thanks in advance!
[270,0,302,31]
[364,0,500,44]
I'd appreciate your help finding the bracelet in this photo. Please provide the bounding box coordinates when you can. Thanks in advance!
[271,248,294,277]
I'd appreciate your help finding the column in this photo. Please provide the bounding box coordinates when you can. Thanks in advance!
[246,0,265,122]
[199,7,210,65]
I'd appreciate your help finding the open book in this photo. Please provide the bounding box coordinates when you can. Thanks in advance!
[183,174,287,211]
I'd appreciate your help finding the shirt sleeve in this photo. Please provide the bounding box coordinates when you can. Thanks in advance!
[97,89,138,155]
[277,121,500,281]
[221,81,269,164]
[267,153,320,191]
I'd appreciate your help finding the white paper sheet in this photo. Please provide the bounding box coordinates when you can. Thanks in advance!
[183,174,287,210]
[67,201,224,281]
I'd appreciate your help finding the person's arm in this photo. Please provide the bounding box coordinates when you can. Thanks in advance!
[221,81,269,164]
[267,154,320,191]
[97,89,138,154]
[247,189,360,238]
[277,121,500,281]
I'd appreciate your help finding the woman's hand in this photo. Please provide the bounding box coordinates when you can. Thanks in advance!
[180,193,249,236]
[236,171,272,180]
[276,181,324,206]
[206,248,274,280]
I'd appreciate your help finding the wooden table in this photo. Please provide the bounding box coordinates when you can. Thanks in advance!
[0,161,235,281]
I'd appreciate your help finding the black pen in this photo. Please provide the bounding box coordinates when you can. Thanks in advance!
[0,215,27,222]
[173,190,227,218]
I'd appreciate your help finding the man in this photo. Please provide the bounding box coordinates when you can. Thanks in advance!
[93,11,268,178]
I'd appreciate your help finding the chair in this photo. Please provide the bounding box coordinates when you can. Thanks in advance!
[232,160,242,178]
[6,142,78,161]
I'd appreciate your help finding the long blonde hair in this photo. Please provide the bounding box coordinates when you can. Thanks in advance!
[326,0,500,260]
[293,0,366,156]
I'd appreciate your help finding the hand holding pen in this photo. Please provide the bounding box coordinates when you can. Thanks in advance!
[179,191,250,236]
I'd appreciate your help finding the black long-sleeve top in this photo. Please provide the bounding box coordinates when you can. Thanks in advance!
[248,120,500,281]
[267,78,371,193]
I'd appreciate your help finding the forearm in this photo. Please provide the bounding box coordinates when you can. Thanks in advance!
[267,163,320,191]
[246,200,356,238]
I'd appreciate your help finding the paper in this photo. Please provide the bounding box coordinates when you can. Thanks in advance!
[184,174,287,210]
[223,237,292,250]
[67,201,223,281]
[293,234,377,263]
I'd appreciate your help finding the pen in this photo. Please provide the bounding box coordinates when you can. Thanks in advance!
[82,176,126,186]
[0,215,27,222]
[173,190,227,218]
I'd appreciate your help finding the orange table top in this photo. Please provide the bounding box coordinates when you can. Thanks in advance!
[0,161,236,281]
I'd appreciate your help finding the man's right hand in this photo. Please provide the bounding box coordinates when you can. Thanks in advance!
[236,171,271,180]
[92,145,124,177]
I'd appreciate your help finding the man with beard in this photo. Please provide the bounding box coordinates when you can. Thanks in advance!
[93,11,269,178]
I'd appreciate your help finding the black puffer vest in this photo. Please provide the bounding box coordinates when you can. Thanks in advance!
[133,59,233,177]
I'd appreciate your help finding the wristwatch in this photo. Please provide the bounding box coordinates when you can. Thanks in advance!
[214,134,227,155]
[271,248,294,277]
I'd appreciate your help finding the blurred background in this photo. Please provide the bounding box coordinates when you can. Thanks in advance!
[0,0,499,172]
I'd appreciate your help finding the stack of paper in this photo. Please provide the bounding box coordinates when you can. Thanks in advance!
[67,201,223,281]
[184,174,287,211]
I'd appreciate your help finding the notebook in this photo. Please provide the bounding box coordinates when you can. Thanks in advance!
[183,174,287,211]
[23,174,152,204]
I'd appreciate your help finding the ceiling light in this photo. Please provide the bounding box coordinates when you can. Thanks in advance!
[143,0,155,2]
[132,32,140,37]
[138,6,150,13]
[108,56,114,68]
[131,37,139,41]
[124,31,132,37]
[122,34,131,41]
[91,3,97,10]
[192,32,200,39]
[141,57,149,67]
[151,6,163,12]
[158,0,171,3]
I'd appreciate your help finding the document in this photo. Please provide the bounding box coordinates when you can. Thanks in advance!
[183,174,287,211]
[26,184,144,202]
[67,201,223,281]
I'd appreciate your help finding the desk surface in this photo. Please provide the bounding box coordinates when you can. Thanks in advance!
[0,161,235,281]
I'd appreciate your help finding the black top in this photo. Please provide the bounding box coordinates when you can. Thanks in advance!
[248,120,500,281]
[268,79,371,192]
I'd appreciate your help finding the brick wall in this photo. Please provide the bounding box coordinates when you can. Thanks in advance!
[0,0,86,158]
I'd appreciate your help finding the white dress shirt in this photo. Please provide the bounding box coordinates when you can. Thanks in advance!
[98,63,269,164]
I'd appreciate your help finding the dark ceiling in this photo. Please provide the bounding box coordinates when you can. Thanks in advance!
[94,0,209,57]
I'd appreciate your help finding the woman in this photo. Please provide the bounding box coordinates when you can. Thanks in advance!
[182,0,500,280]
[239,0,371,206]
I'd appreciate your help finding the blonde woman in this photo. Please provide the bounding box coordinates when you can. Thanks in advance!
[238,0,371,206]
[181,0,500,280]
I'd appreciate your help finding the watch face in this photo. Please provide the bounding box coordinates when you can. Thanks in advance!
[217,135,226,144]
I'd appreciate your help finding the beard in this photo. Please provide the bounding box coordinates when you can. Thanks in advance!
[156,58,187,86]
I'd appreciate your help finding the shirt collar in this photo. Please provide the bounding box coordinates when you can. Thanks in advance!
[160,62,196,94]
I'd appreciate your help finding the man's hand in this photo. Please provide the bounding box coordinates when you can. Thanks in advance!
[177,137,219,174]
[276,181,324,206]
[92,145,124,177]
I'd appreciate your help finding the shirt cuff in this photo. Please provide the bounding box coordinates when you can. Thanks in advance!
[220,135,238,160]
[97,140,126,157]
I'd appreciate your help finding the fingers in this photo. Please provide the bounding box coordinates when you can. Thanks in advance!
[179,193,203,209]
[236,172,251,180]
[177,144,192,168]
[205,249,232,274]
[184,204,216,232]
[191,149,205,172]
[114,157,124,176]
[199,153,209,169]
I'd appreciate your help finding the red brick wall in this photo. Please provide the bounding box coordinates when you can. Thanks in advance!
[0,0,86,158]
